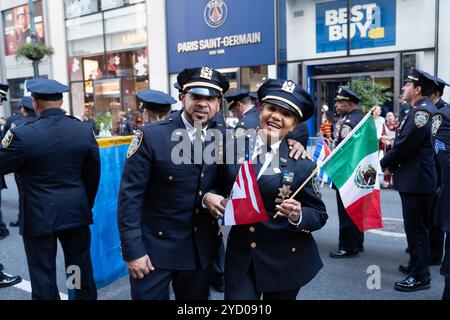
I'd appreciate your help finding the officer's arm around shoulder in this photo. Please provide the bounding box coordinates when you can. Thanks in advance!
[0,127,28,175]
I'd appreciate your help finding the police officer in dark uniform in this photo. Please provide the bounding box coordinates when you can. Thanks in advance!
[204,79,328,299]
[226,89,260,134]
[118,67,229,300]
[428,76,449,266]
[329,87,364,258]
[137,89,177,124]
[9,96,39,227]
[0,78,101,300]
[381,67,437,292]
[0,84,11,240]
[431,102,450,300]
[0,83,22,288]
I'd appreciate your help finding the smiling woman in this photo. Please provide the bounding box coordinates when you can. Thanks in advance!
[203,78,328,300]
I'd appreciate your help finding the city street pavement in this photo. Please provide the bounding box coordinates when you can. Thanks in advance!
[0,173,445,300]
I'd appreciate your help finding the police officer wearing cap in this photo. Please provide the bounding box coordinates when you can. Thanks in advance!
[0,84,11,240]
[431,76,449,110]
[226,89,260,133]
[118,66,229,300]
[8,97,39,228]
[329,87,365,259]
[428,76,449,267]
[137,89,177,124]
[0,83,22,288]
[381,67,438,292]
[0,78,101,300]
[431,100,450,300]
[204,79,328,300]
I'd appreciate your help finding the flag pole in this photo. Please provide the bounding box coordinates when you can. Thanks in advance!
[289,166,321,199]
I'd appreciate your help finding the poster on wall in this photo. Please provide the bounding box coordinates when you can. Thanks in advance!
[316,0,396,53]
[3,1,45,56]
[166,0,275,74]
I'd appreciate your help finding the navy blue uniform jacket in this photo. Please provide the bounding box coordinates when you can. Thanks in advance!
[0,109,100,236]
[117,111,222,270]
[381,98,437,194]
[221,138,328,292]
[432,104,450,231]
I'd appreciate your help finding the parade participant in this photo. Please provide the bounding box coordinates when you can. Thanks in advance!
[204,79,328,300]
[118,67,229,300]
[381,67,438,292]
[329,87,364,258]
[9,96,39,227]
[431,102,450,300]
[0,78,100,300]
[137,89,176,124]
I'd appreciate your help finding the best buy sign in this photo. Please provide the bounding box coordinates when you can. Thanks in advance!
[316,0,396,53]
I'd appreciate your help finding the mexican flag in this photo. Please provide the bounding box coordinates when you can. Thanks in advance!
[321,113,383,232]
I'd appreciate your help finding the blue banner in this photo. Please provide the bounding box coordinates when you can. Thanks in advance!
[166,0,276,73]
[90,142,129,289]
[316,0,396,53]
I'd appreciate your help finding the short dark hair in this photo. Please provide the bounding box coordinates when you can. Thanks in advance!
[413,83,433,97]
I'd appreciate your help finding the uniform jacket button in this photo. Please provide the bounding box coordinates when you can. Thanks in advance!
[250,242,257,249]
[158,231,163,237]
[291,247,296,253]
[249,226,255,233]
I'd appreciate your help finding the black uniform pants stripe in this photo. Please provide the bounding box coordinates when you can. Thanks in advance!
[225,263,300,300]
[399,192,434,279]
[22,226,97,300]
[336,190,363,252]
[129,265,212,300]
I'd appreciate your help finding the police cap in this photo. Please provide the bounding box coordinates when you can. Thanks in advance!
[404,67,436,92]
[137,89,177,113]
[0,83,9,102]
[335,87,362,104]
[225,89,257,104]
[21,96,34,111]
[433,75,449,95]
[27,78,69,101]
[177,66,230,97]
[258,79,314,121]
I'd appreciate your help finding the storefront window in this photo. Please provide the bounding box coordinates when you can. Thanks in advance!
[2,1,45,56]
[66,13,104,57]
[64,0,99,19]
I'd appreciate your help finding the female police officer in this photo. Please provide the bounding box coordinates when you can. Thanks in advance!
[204,79,328,300]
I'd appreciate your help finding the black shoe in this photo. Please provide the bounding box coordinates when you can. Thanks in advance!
[329,249,359,258]
[358,245,364,253]
[398,264,411,274]
[9,221,19,227]
[0,228,9,240]
[394,276,431,292]
[0,272,22,288]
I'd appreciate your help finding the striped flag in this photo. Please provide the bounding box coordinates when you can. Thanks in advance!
[223,158,268,226]
[321,113,383,232]
[313,133,331,185]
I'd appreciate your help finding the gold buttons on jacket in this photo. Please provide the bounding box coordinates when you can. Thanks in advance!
[199,191,203,196]
[250,242,257,249]
[168,176,173,181]
[291,248,297,253]
[249,227,255,233]
[201,173,205,178]
[158,231,163,237]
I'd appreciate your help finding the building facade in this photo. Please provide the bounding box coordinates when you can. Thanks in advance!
[1,0,449,135]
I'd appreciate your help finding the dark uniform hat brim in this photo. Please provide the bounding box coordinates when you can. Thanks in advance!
[27,78,69,101]
[335,87,362,104]
[137,89,176,113]
[177,67,230,97]
[258,79,314,122]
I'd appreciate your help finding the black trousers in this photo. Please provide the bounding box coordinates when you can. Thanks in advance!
[210,235,225,287]
[399,193,434,280]
[429,225,444,261]
[225,263,300,300]
[130,265,212,300]
[336,190,363,252]
[0,190,6,231]
[22,226,97,300]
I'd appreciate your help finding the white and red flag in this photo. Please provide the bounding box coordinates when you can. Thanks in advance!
[223,160,268,226]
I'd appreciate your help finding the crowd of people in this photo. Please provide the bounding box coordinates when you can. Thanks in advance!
[0,65,449,301]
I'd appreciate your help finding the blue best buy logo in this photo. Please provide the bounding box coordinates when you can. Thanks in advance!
[316,0,396,53]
